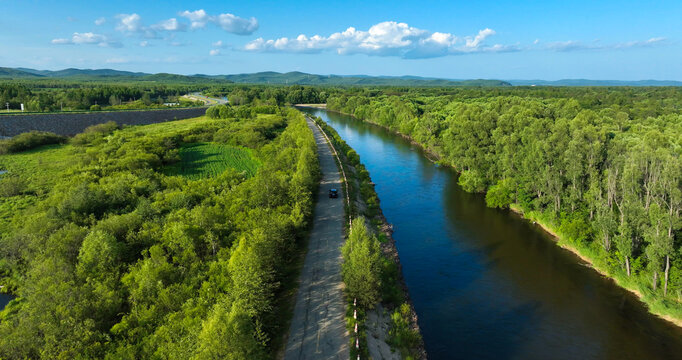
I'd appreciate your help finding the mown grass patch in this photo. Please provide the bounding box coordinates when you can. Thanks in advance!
[165,142,260,179]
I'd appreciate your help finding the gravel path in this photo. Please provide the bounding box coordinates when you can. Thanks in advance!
[284,117,349,360]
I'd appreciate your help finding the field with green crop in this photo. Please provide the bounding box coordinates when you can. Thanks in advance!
[165,142,260,179]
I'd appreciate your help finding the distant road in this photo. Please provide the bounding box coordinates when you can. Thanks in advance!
[284,116,349,360]
[182,92,228,105]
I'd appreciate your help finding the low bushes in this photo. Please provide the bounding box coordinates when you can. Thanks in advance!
[0,131,66,154]
[71,121,119,146]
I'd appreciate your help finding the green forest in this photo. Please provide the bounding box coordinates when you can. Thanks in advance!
[0,106,319,358]
[0,81,330,113]
[326,86,682,320]
[1,82,681,358]
[0,82,209,112]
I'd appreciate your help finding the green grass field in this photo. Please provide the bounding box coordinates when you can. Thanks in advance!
[166,143,260,179]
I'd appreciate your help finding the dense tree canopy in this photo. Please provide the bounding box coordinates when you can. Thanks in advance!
[0,82,207,112]
[0,107,319,358]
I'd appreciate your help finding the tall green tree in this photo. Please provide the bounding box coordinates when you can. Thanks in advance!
[342,217,382,309]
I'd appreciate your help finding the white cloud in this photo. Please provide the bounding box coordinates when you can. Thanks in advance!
[179,9,210,29]
[213,13,258,35]
[546,40,592,52]
[546,37,667,52]
[614,37,666,49]
[95,17,106,26]
[245,21,512,59]
[72,32,107,44]
[179,9,258,35]
[212,40,224,47]
[51,38,71,45]
[115,13,158,38]
[105,57,128,64]
[209,49,221,56]
[51,32,122,48]
[116,13,143,33]
[139,41,149,47]
[152,18,186,32]
[115,13,192,41]
[465,28,495,48]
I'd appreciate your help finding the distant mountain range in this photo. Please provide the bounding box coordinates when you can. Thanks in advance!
[196,71,510,87]
[507,79,682,86]
[0,67,225,83]
[0,67,680,87]
[0,67,508,86]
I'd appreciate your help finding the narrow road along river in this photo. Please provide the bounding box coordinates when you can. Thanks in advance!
[284,117,349,360]
[300,107,682,360]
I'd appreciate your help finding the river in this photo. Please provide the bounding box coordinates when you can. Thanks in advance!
[300,108,682,360]
[0,293,12,312]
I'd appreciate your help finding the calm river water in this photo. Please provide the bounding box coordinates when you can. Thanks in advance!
[300,107,682,360]
[0,293,12,311]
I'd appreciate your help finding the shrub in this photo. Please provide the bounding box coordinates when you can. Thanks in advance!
[252,105,277,114]
[71,121,119,146]
[0,176,25,197]
[206,105,232,119]
[0,131,66,154]
[458,169,486,193]
[235,106,256,119]
[486,178,513,208]
[387,303,422,354]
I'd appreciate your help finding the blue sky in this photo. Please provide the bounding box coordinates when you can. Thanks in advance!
[1,0,680,80]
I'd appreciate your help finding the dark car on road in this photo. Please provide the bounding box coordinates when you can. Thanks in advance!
[329,189,338,198]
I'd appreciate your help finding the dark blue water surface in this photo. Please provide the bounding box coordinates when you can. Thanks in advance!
[0,293,13,312]
[301,108,682,360]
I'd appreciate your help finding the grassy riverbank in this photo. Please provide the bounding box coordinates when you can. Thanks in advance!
[509,204,682,327]
[310,114,425,359]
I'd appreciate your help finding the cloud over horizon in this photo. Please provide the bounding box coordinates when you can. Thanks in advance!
[545,37,667,52]
[51,32,122,48]
[244,21,516,59]
[179,9,258,35]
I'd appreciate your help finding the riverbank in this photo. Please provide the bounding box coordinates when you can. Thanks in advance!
[324,105,682,331]
[308,113,426,359]
[508,205,682,328]
[313,107,442,163]
[294,103,326,109]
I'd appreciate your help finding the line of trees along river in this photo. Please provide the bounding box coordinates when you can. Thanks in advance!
[326,88,681,315]
[303,106,682,359]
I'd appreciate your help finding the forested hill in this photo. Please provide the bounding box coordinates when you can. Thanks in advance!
[4,67,681,86]
[201,71,511,87]
[0,67,230,83]
[0,67,508,86]
[508,79,682,86]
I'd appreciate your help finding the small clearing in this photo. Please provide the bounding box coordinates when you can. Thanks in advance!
[166,142,260,179]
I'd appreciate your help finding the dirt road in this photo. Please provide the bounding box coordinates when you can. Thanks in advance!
[181,92,228,105]
[284,117,349,360]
